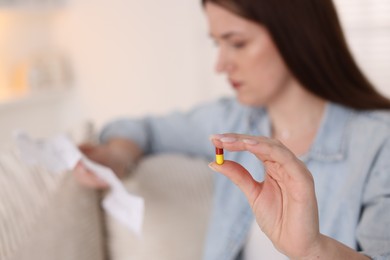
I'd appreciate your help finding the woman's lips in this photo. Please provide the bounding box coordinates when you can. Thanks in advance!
[230,80,242,89]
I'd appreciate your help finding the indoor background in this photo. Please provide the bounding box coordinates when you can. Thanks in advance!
[0,0,389,147]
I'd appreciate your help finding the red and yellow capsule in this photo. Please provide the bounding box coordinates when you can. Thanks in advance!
[215,147,224,165]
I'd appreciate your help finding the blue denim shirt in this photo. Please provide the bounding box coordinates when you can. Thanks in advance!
[100,98,390,260]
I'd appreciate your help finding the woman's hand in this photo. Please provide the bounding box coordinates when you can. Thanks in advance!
[73,143,113,189]
[210,133,370,259]
[73,138,143,190]
[210,133,321,258]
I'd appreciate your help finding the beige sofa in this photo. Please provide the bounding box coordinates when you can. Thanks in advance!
[0,150,213,260]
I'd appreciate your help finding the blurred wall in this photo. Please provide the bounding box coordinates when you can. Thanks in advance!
[52,0,231,129]
[334,0,390,97]
[0,0,231,147]
[0,10,84,147]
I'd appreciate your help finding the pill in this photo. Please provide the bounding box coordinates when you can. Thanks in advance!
[215,147,224,165]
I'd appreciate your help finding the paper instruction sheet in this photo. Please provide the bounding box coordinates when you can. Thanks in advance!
[13,131,144,235]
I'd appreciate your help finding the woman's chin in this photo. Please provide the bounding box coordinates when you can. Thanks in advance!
[236,95,263,107]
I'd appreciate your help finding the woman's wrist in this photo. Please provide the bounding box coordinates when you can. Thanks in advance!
[105,138,143,178]
[297,234,370,260]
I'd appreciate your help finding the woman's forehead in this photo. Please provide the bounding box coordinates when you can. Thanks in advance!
[205,2,261,38]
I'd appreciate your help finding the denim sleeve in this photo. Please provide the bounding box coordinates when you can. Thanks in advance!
[99,97,247,159]
[357,137,390,259]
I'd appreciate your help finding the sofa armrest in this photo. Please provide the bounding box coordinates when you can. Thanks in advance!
[0,149,106,260]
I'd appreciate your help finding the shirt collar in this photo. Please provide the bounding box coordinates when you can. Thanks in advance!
[307,102,352,162]
[248,102,353,162]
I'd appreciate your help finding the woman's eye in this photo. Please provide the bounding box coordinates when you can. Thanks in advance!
[232,42,246,49]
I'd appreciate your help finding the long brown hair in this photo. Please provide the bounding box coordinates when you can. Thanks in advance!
[202,0,390,110]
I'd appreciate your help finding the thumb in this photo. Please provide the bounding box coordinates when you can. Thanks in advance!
[209,160,262,204]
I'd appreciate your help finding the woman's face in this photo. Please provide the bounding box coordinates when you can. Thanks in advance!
[205,2,294,107]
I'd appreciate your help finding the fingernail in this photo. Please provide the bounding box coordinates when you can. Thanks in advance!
[243,138,259,145]
[220,137,237,143]
[209,134,224,141]
[208,163,218,172]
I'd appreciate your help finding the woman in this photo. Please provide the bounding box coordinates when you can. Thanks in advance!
[74,0,390,259]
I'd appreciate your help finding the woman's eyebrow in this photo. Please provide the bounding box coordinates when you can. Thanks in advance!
[209,31,243,40]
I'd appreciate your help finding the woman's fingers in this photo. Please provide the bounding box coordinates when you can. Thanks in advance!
[78,143,107,164]
[211,134,291,162]
[210,134,311,183]
[209,160,262,204]
[73,161,109,189]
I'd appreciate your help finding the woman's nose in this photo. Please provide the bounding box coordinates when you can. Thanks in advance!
[215,50,233,74]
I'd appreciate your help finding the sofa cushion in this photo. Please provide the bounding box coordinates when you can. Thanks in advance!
[106,153,213,260]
